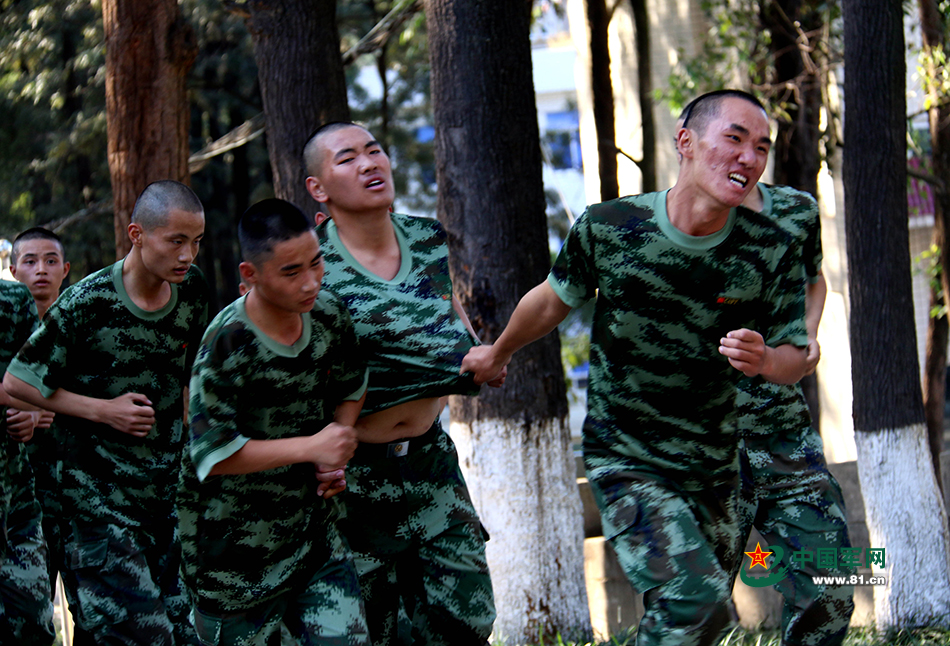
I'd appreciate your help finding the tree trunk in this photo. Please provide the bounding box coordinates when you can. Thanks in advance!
[587,0,619,201]
[630,0,656,193]
[101,0,196,258]
[919,0,950,488]
[842,0,950,626]
[762,0,824,429]
[427,0,591,642]
[245,0,350,216]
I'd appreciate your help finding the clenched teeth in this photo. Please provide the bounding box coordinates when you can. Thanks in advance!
[728,172,748,188]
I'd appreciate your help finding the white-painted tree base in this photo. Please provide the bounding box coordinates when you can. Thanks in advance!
[853,424,950,629]
[449,416,592,645]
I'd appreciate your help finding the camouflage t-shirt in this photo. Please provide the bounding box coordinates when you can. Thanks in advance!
[737,184,822,438]
[317,213,479,415]
[179,291,366,612]
[0,280,38,512]
[5,259,208,527]
[550,190,807,493]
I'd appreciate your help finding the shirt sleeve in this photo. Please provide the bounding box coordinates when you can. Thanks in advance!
[548,209,598,309]
[801,196,823,283]
[6,296,75,399]
[0,283,37,374]
[761,244,809,349]
[330,296,369,403]
[188,323,250,482]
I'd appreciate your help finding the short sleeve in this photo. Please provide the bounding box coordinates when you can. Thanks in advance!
[0,282,37,373]
[800,197,823,283]
[548,210,598,309]
[6,296,75,398]
[324,292,368,403]
[761,246,808,349]
[188,324,250,482]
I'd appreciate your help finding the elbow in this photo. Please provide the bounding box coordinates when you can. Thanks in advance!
[2,372,24,401]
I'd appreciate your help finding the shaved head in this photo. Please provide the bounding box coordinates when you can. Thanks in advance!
[302,121,368,178]
[131,180,204,231]
[678,90,767,136]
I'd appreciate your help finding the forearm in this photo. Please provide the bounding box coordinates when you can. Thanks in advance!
[452,296,479,340]
[0,383,38,411]
[208,436,316,476]
[805,273,827,339]
[492,281,573,361]
[760,343,809,385]
[3,372,103,422]
[334,397,364,427]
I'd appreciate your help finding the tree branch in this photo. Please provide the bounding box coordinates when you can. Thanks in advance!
[188,113,266,173]
[341,0,422,66]
[908,163,947,196]
[191,0,421,173]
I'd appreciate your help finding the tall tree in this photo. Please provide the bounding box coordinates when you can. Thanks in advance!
[842,0,950,627]
[630,0,656,192]
[918,0,950,486]
[762,0,825,426]
[244,0,350,215]
[587,0,619,201]
[102,0,197,257]
[426,0,591,642]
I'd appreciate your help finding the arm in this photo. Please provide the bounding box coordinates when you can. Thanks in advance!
[3,372,154,437]
[460,281,573,385]
[207,422,358,477]
[719,329,808,385]
[3,381,36,441]
[453,295,507,387]
[804,273,827,375]
[315,396,365,498]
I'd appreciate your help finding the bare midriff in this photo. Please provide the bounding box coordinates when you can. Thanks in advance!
[355,396,445,444]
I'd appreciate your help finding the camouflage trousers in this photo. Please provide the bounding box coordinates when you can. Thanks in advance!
[26,430,65,592]
[339,421,495,646]
[61,518,198,646]
[188,528,369,646]
[586,466,741,646]
[734,426,854,646]
[0,446,55,645]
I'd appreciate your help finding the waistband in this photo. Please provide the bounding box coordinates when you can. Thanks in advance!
[354,420,441,460]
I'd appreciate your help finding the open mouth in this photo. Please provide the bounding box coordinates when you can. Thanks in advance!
[366,178,384,189]
[728,172,748,189]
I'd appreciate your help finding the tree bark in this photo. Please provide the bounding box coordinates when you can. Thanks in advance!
[630,0,656,193]
[842,0,950,626]
[427,0,591,641]
[101,0,196,258]
[587,0,619,201]
[762,0,824,429]
[919,0,950,488]
[245,0,350,216]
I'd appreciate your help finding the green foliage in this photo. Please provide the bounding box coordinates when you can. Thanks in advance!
[0,0,111,278]
[657,0,842,124]
[341,0,437,214]
[914,243,947,320]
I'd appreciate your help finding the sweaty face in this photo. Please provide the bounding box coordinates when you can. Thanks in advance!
[13,239,68,301]
[310,125,395,213]
[249,231,324,314]
[139,208,205,284]
[689,97,771,209]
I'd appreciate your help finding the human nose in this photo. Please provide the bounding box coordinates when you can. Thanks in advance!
[737,142,760,167]
[359,152,378,172]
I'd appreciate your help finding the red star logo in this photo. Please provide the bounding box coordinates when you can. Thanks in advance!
[745,542,772,570]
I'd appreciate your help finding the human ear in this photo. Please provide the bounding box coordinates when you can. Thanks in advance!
[306,176,328,203]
